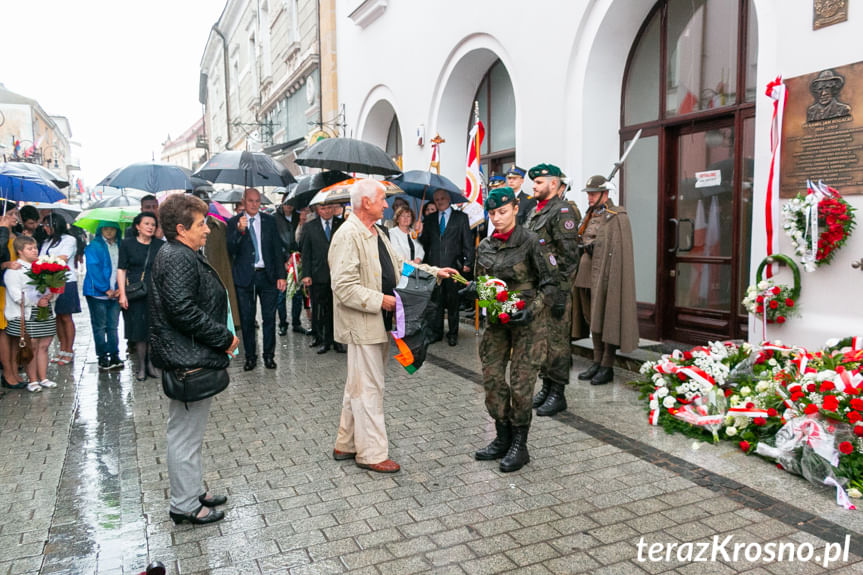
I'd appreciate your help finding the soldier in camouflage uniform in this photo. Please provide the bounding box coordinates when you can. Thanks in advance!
[459,187,559,472]
[524,164,582,416]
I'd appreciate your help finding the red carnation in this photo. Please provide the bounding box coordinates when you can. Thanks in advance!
[753,417,766,426]
[791,392,804,402]
[807,383,816,393]
[848,411,862,424]
[804,403,820,415]
[515,300,525,311]
[756,305,764,313]
[789,385,802,394]
[683,351,693,360]
[839,441,854,455]
[771,286,781,295]
[769,300,779,309]
[756,295,764,304]
[855,426,863,437]
[822,395,839,412]
[746,402,755,409]
[739,441,750,452]
[819,381,835,392]
[498,312,510,324]
[776,316,786,324]
[724,388,734,398]
[496,290,509,303]
[677,372,687,381]
[31,262,41,274]
[785,299,794,307]
[851,398,863,411]
[767,408,778,417]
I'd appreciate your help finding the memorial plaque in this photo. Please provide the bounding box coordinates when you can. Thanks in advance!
[813,0,848,30]
[780,62,863,197]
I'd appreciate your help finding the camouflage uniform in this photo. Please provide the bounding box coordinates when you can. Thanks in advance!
[525,195,582,397]
[476,225,558,427]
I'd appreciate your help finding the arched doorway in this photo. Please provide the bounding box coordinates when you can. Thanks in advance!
[471,59,516,179]
[357,93,401,168]
[621,0,758,344]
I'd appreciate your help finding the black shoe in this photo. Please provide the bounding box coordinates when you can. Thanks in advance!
[279,325,288,336]
[591,366,614,386]
[293,326,312,335]
[243,358,257,371]
[198,493,228,507]
[108,355,124,370]
[136,371,147,382]
[578,363,601,381]
[474,421,512,460]
[317,345,331,355]
[169,505,225,525]
[447,335,458,347]
[264,357,277,369]
[532,380,551,408]
[1,377,26,389]
[333,343,347,353]
[98,356,111,371]
[145,561,166,575]
[500,426,530,472]
[309,338,322,348]
[536,383,567,416]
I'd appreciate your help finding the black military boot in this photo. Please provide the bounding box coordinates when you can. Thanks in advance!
[532,380,551,408]
[591,366,614,386]
[536,383,567,416]
[500,426,530,472]
[578,363,601,381]
[474,421,512,460]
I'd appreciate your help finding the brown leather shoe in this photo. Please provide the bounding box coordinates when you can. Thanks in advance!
[332,449,356,461]
[356,459,400,473]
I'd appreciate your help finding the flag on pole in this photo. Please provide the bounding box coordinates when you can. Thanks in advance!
[465,120,485,204]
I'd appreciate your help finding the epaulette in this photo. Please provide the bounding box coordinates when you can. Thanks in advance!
[606,208,618,215]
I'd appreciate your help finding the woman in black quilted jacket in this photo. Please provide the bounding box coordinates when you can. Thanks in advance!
[150,194,239,525]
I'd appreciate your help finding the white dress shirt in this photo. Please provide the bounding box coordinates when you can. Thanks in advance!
[248,213,265,268]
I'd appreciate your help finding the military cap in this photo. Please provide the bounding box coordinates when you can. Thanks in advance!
[582,174,610,192]
[528,163,565,180]
[505,166,526,178]
[484,186,517,211]
[489,174,506,187]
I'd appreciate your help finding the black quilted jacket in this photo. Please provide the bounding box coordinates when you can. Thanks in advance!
[149,241,233,371]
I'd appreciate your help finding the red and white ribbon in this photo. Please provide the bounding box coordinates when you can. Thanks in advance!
[764,77,786,278]
[727,407,770,418]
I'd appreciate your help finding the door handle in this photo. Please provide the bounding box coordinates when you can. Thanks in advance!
[668,218,679,253]
[678,218,695,252]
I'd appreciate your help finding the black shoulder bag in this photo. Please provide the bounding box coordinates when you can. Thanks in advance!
[162,367,229,404]
[125,245,152,301]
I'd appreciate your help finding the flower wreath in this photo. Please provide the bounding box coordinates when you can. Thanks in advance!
[742,254,800,325]
[782,181,856,271]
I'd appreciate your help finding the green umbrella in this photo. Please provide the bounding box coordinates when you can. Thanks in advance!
[74,206,141,234]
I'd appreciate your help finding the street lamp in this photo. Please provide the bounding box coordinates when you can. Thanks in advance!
[41,144,64,169]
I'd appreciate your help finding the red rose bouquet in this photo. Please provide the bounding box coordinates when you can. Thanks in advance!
[25,255,69,320]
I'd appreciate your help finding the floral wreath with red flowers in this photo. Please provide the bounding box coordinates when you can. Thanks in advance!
[456,275,524,324]
[782,181,856,272]
[742,254,800,325]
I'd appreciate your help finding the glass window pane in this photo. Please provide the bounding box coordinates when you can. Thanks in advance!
[677,128,735,258]
[676,262,731,310]
[624,135,659,304]
[489,62,516,153]
[738,118,755,314]
[745,1,758,102]
[624,10,660,125]
[666,0,738,116]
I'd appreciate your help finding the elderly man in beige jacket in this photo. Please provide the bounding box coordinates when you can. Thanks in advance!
[329,179,457,473]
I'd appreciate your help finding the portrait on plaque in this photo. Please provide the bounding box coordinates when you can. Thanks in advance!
[780,61,863,197]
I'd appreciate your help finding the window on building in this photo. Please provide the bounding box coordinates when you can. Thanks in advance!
[471,59,516,178]
[385,116,402,169]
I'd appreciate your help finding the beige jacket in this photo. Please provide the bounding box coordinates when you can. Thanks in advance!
[329,215,439,345]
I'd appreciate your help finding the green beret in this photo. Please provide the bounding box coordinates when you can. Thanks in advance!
[528,163,565,180]
[484,187,517,211]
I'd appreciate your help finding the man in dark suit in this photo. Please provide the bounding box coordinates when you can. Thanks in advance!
[226,188,287,371]
[420,188,474,346]
[274,196,310,337]
[301,202,344,354]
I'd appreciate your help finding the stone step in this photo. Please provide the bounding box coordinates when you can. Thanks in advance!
[570,337,663,372]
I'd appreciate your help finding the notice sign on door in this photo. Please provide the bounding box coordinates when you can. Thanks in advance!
[694,170,721,188]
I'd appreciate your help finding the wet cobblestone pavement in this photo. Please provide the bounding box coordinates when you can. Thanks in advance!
[2,311,863,574]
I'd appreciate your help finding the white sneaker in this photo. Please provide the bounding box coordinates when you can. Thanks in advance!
[39,379,57,388]
[26,382,41,393]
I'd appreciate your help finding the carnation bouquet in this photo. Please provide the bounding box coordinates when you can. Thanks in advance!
[25,255,69,320]
[742,279,797,324]
[782,180,856,271]
[451,273,525,324]
[285,252,302,299]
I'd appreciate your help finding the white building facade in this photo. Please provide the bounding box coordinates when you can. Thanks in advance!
[335,0,863,348]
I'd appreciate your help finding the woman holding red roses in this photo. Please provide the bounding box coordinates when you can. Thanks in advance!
[39,215,81,365]
[459,188,559,473]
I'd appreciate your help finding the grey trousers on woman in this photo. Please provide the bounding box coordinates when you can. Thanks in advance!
[167,396,213,514]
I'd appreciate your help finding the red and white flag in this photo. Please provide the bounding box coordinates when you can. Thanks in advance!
[465,120,485,204]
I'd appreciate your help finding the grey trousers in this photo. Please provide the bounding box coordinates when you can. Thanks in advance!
[167,396,213,514]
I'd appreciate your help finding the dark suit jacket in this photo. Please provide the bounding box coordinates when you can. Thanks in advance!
[420,208,473,269]
[226,211,286,288]
[274,213,299,255]
[301,216,342,284]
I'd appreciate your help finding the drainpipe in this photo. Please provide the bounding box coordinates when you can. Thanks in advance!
[212,24,233,144]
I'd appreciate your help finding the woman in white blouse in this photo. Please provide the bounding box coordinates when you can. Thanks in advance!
[388,206,424,264]
[40,214,81,365]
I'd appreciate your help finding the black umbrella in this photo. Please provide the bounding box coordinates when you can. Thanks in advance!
[391,170,468,204]
[88,192,145,209]
[295,138,401,176]
[193,150,296,188]
[210,188,273,205]
[101,162,193,194]
[287,170,350,209]
[3,161,69,188]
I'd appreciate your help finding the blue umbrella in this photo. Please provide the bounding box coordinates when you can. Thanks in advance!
[102,162,193,194]
[391,170,468,204]
[0,164,65,202]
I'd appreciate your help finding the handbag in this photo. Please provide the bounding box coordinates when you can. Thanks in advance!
[125,246,152,301]
[16,296,33,366]
[162,367,229,403]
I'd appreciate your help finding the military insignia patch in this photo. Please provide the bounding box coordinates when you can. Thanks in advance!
[560,207,569,213]
[564,220,575,230]
[549,254,557,266]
